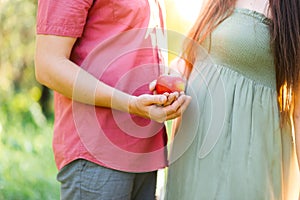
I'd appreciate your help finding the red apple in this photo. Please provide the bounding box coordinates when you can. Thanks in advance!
[155,74,186,94]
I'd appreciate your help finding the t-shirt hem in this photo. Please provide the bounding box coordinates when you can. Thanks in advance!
[57,156,167,173]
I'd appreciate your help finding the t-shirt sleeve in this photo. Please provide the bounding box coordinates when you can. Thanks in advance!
[36,0,94,37]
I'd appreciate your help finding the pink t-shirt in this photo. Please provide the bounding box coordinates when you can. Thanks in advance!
[36,0,168,172]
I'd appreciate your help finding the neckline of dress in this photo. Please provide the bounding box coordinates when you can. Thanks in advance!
[234,7,272,25]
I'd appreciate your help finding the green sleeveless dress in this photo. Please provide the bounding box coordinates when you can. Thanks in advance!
[165,8,299,200]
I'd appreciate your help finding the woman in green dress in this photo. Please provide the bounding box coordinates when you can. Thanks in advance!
[165,0,300,199]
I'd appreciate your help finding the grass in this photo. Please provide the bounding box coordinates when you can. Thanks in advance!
[0,96,60,199]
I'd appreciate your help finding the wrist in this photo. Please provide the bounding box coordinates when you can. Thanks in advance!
[128,95,138,115]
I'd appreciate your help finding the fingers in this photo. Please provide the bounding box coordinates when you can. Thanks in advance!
[149,80,157,92]
[174,95,191,117]
[167,92,179,103]
[140,94,167,106]
[161,92,179,106]
[164,95,192,120]
[143,90,179,107]
[132,93,191,123]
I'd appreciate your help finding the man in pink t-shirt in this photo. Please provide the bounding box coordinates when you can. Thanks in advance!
[35,0,191,199]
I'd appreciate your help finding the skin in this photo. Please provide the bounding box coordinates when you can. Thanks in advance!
[294,87,300,170]
[236,0,270,17]
[35,35,191,123]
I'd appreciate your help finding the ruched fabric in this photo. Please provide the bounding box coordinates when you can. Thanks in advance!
[165,8,299,200]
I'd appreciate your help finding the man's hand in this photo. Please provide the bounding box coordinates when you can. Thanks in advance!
[129,93,191,123]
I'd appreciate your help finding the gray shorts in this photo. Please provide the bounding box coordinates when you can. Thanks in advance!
[57,159,157,200]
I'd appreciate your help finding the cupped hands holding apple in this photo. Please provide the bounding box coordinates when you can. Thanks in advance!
[149,65,188,107]
[134,58,190,125]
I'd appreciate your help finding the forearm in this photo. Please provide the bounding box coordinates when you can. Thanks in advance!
[35,35,132,113]
[35,35,192,122]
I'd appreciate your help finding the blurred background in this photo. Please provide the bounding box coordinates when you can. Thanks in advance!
[0,0,202,199]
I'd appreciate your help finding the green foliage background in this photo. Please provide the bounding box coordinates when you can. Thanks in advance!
[0,0,194,199]
[0,0,59,199]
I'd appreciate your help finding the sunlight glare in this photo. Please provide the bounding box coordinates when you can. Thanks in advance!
[172,0,203,23]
